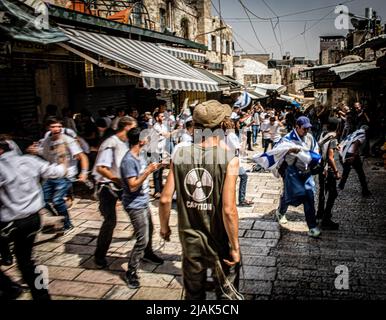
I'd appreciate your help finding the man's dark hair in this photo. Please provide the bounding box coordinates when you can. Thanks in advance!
[45,117,62,127]
[127,127,142,147]
[153,112,162,120]
[185,121,193,129]
[0,138,11,153]
[95,118,108,128]
[327,121,338,132]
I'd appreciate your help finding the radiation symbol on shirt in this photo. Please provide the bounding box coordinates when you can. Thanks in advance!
[184,168,214,202]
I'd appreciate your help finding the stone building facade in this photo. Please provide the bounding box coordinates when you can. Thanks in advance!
[44,0,234,75]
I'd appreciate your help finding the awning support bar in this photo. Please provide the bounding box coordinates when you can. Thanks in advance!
[58,43,142,78]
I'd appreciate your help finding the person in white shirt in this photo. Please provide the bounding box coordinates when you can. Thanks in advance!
[240,110,254,151]
[110,108,127,131]
[0,138,66,300]
[338,125,370,196]
[222,118,253,207]
[260,115,272,152]
[28,117,89,233]
[92,116,137,268]
[179,120,194,144]
[252,105,261,146]
[149,112,177,198]
[268,116,284,147]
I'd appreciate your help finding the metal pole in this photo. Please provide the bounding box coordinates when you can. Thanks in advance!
[218,0,224,75]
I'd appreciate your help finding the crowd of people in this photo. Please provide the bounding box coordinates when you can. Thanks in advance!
[0,96,375,300]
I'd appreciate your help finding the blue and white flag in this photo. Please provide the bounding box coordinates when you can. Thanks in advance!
[339,128,366,161]
[234,91,252,110]
[253,129,321,176]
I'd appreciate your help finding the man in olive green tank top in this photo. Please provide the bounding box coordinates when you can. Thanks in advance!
[159,100,243,300]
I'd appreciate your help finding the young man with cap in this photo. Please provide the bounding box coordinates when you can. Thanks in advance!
[276,116,321,238]
[159,100,243,300]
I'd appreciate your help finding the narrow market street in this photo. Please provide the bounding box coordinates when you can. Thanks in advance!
[2,154,384,300]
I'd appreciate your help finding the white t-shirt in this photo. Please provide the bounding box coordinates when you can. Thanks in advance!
[92,135,129,183]
[225,131,241,151]
[269,122,282,143]
[243,115,253,132]
[253,112,260,126]
[180,131,193,144]
[150,122,168,154]
[40,134,82,179]
[261,120,271,139]
[231,112,240,120]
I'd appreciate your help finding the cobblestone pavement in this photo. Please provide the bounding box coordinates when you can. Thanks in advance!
[1,151,385,300]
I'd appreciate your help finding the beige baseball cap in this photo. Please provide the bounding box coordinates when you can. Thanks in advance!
[193,100,232,128]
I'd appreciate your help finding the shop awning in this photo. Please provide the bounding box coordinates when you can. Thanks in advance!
[195,68,230,90]
[329,61,378,80]
[158,46,206,63]
[0,0,68,44]
[60,28,219,92]
[252,83,287,97]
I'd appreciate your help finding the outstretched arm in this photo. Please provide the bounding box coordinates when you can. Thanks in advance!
[222,157,240,266]
[159,162,176,241]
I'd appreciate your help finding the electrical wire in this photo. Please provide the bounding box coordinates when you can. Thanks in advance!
[240,0,357,20]
[210,0,249,54]
[238,0,267,53]
[261,0,283,57]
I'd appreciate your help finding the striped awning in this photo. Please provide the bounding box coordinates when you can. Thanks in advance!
[61,28,219,92]
[158,46,206,63]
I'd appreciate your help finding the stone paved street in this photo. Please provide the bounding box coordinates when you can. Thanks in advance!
[1,153,385,300]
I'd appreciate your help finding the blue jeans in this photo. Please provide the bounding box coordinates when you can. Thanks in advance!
[125,206,154,272]
[238,167,248,203]
[252,125,260,144]
[43,178,72,229]
[278,191,317,229]
[278,166,317,229]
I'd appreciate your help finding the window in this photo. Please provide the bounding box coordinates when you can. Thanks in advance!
[181,18,189,39]
[159,8,167,32]
[211,35,216,52]
[226,41,231,55]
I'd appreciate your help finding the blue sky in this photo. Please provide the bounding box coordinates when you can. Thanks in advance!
[214,0,386,59]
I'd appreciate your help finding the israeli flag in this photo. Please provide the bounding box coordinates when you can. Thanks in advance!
[339,128,366,161]
[234,91,252,109]
[253,129,321,173]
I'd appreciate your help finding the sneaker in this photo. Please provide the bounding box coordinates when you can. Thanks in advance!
[238,200,253,207]
[142,252,164,265]
[125,271,140,289]
[308,227,321,238]
[62,225,75,236]
[321,219,339,230]
[275,210,288,224]
[94,257,107,269]
[0,283,23,300]
[1,255,13,266]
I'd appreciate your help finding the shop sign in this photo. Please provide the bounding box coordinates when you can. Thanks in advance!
[85,60,94,88]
